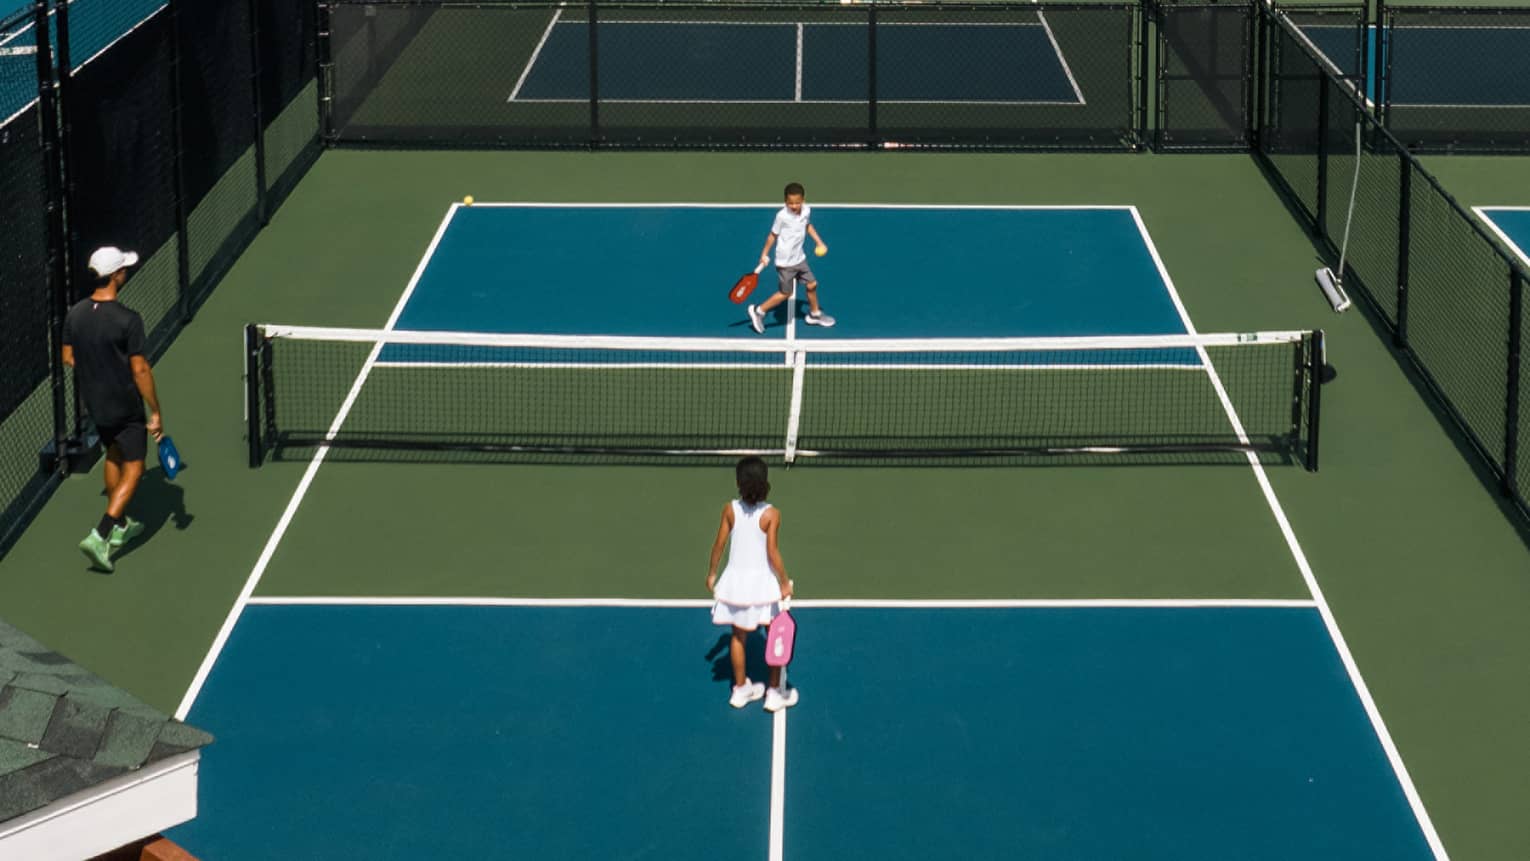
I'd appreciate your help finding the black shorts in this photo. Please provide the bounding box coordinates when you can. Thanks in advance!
[98,421,149,462]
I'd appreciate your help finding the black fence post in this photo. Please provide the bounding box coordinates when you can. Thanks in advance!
[316,2,333,142]
[588,0,600,147]
[1506,270,1523,499]
[1249,0,1262,150]
[167,0,192,324]
[248,0,269,226]
[1395,157,1412,348]
[1315,79,1329,238]
[1373,0,1387,126]
[36,0,68,474]
[867,2,878,146]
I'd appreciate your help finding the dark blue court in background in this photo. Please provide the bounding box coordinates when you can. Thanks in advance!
[171,604,1436,860]
[1301,23,1530,107]
[513,20,1082,103]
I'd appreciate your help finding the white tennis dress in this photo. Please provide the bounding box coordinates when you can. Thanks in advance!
[711,500,783,630]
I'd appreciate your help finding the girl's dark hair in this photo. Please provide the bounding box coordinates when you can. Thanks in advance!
[783,182,805,198]
[736,456,770,505]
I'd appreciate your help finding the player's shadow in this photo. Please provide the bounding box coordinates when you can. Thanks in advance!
[727,302,793,332]
[107,466,194,562]
[706,630,770,685]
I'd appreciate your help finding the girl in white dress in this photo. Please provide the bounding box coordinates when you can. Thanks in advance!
[706,457,798,711]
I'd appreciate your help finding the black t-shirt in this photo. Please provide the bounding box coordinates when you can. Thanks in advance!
[63,298,147,427]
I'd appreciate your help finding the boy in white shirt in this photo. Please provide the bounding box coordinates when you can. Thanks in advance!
[748,182,835,332]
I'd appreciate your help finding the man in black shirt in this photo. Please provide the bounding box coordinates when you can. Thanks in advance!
[62,247,165,572]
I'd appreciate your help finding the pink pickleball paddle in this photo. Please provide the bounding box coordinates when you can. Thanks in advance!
[766,598,796,668]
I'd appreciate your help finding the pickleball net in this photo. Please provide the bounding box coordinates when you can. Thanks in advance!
[244,324,1324,468]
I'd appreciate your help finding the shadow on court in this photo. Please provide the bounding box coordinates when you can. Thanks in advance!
[106,466,194,563]
[706,630,770,686]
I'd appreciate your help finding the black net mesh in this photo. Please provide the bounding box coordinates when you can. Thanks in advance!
[258,0,319,207]
[64,8,181,350]
[177,0,260,304]
[322,0,1140,150]
[248,328,1319,468]
[0,6,60,553]
[1383,6,1530,154]
[1404,170,1515,463]
[1156,0,1253,151]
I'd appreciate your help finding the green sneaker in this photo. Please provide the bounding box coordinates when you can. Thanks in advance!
[108,517,144,550]
[79,531,114,572]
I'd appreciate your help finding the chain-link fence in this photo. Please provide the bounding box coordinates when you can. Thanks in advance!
[0,5,64,556]
[321,0,1145,150]
[0,0,320,560]
[1257,3,1530,525]
[1379,5,1530,154]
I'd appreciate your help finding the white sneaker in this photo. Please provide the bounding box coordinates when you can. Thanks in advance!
[763,686,799,712]
[730,681,766,708]
[804,311,835,327]
[747,304,765,334]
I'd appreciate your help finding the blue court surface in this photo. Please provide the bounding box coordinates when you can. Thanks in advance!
[511,19,1082,104]
[390,204,1186,340]
[170,603,1435,859]
[1301,23,1530,108]
[1476,207,1530,268]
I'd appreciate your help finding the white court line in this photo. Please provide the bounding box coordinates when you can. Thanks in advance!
[370,361,1208,371]
[769,706,788,861]
[247,596,1318,608]
[1473,207,1530,268]
[174,205,464,721]
[513,97,1081,106]
[508,6,562,102]
[468,202,1137,210]
[1128,205,1450,861]
[1035,8,1085,105]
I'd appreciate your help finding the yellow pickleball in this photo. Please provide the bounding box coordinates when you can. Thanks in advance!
[815,245,827,257]
[463,195,474,206]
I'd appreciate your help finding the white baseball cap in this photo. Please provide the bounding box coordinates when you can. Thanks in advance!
[88,246,140,277]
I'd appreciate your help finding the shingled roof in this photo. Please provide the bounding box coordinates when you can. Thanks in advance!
[0,617,212,822]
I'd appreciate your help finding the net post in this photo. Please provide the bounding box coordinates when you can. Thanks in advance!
[1505,271,1523,498]
[245,324,262,467]
[1315,77,1329,237]
[1305,329,1322,471]
[587,0,600,147]
[1394,157,1412,347]
[247,0,269,226]
[866,2,877,146]
[784,349,806,465]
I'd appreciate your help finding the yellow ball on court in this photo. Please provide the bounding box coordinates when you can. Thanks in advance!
[815,245,827,257]
[463,195,474,206]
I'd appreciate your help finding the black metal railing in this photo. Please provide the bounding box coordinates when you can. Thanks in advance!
[0,0,321,559]
[1257,3,1530,522]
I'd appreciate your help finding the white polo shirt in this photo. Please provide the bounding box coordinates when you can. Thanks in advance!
[771,204,811,267]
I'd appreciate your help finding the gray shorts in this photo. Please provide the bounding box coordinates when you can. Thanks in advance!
[776,262,818,295]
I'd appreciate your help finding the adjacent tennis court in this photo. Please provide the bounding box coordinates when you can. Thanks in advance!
[1477,207,1530,267]
[162,202,1432,859]
[511,17,1084,104]
[1299,20,1530,108]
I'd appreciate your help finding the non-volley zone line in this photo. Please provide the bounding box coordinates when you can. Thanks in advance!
[509,18,1083,105]
[245,596,1320,608]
